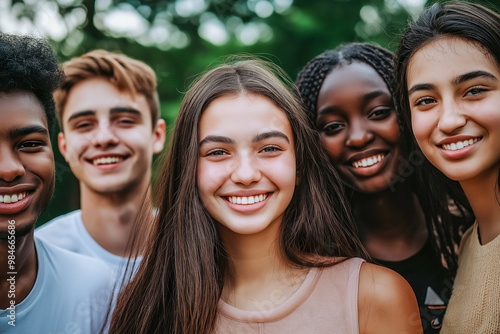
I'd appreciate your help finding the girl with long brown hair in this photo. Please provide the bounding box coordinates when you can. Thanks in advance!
[109,58,422,334]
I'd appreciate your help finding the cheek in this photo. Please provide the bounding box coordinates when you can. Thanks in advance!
[320,135,344,164]
[196,161,229,197]
[410,110,435,148]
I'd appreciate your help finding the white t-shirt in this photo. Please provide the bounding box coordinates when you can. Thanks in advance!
[0,237,114,333]
[35,210,141,282]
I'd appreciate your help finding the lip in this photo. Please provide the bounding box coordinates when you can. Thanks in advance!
[437,137,482,160]
[0,192,33,215]
[85,153,129,170]
[223,192,272,214]
[436,135,481,146]
[345,149,390,178]
[346,149,388,164]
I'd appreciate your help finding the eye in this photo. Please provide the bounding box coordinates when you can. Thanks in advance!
[260,145,282,153]
[414,97,436,107]
[465,86,487,97]
[369,108,393,120]
[117,118,136,125]
[206,149,228,157]
[321,122,344,135]
[75,121,92,129]
[19,141,45,151]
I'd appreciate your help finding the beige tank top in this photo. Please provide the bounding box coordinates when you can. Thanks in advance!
[215,257,364,334]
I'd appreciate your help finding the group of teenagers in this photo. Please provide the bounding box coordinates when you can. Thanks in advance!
[0,1,499,333]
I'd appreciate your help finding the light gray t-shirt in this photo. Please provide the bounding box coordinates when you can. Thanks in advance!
[36,210,141,282]
[0,237,114,333]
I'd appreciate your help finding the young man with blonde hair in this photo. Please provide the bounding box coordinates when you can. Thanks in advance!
[36,50,166,278]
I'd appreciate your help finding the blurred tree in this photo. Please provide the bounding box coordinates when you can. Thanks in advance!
[2,0,446,224]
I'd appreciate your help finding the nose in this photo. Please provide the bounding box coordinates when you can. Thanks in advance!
[91,121,119,148]
[437,100,466,134]
[345,121,374,148]
[230,153,262,186]
[0,147,25,183]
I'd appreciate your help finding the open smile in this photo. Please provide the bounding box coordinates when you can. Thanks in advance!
[86,154,129,168]
[440,137,481,151]
[0,191,33,215]
[226,193,269,205]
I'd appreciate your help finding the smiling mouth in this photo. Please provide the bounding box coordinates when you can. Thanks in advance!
[352,154,385,168]
[90,156,126,166]
[226,193,269,205]
[0,192,29,204]
[440,137,481,151]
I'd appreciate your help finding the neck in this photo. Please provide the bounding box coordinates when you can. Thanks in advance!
[80,180,153,257]
[460,169,500,245]
[353,182,428,261]
[220,219,307,311]
[0,231,37,308]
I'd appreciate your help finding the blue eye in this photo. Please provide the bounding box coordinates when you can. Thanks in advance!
[206,149,227,156]
[261,145,281,153]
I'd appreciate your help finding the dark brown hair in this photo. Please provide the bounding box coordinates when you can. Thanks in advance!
[54,49,160,130]
[109,58,367,334]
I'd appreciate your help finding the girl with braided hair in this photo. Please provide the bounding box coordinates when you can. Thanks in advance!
[296,42,472,333]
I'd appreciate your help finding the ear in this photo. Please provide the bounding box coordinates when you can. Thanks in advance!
[58,132,69,162]
[152,119,166,154]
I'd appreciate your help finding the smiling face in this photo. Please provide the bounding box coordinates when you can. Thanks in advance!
[407,37,500,182]
[58,77,165,195]
[316,62,402,193]
[0,92,55,238]
[197,93,296,237]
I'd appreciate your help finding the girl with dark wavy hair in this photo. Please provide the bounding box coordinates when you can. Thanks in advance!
[394,1,500,333]
[109,58,422,334]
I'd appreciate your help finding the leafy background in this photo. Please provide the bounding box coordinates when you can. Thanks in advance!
[0,0,494,225]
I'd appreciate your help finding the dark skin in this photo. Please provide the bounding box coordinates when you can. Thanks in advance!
[316,62,427,261]
[0,92,55,308]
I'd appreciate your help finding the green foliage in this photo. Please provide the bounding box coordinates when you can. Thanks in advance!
[4,0,434,224]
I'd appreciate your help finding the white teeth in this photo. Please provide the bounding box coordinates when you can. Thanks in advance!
[227,193,269,205]
[352,154,385,168]
[0,192,27,204]
[92,156,124,165]
[442,138,480,151]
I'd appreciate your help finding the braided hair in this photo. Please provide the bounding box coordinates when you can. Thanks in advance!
[295,42,472,277]
[295,43,395,126]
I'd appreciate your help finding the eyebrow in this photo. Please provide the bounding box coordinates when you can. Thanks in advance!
[199,130,290,147]
[318,90,388,116]
[407,83,437,97]
[9,125,48,139]
[66,107,142,123]
[452,70,497,85]
[408,70,498,96]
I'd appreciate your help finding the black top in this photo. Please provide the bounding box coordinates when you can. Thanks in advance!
[376,237,452,334]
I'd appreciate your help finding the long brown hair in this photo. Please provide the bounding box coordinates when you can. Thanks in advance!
[109,58,367,334]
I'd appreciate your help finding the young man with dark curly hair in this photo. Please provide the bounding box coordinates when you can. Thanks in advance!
[0,33,114,333]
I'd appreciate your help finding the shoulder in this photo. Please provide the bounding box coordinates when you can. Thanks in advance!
[35,236,114,286]
[358,262,422,334]
[36,210,81,233]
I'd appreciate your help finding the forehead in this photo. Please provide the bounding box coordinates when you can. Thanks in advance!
[408,37,499,82]
[62,77,151,123]
[199,93,292,138]
[0,92,48,136]
[318,62,389,106]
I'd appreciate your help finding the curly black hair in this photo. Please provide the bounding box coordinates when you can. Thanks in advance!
[0,32,64,135]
